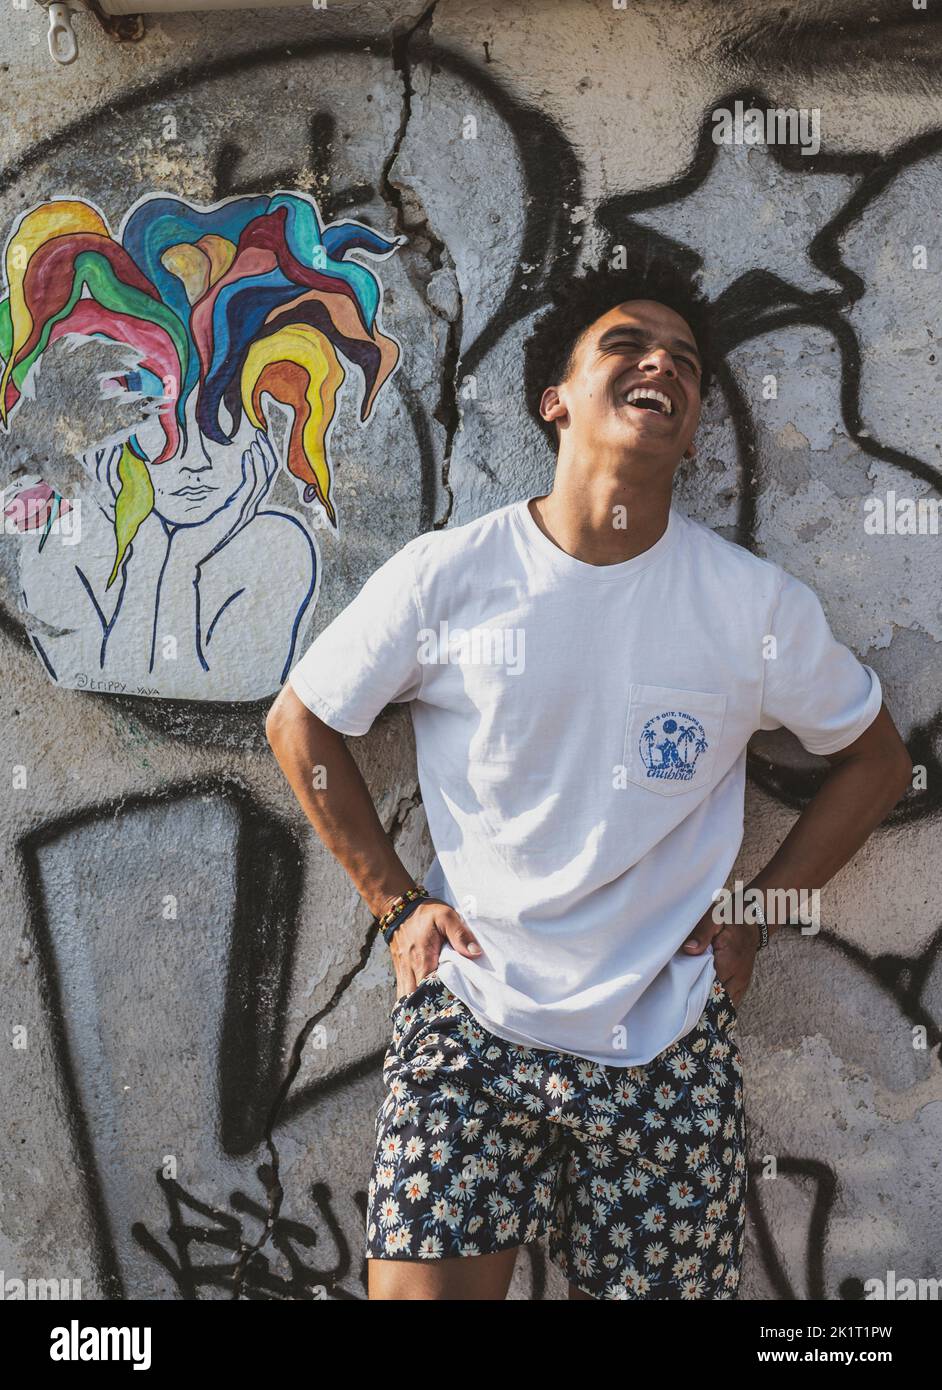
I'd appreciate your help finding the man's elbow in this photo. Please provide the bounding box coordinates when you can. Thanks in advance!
[265,686,296,748]
[883,722,915,800]
[871,740,914,806]
[265,684,341,751]
[826,705,912,804]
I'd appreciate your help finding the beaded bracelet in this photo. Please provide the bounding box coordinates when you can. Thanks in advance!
[376,885,427,939]
[381,895,426,944]
[376,885,449,945]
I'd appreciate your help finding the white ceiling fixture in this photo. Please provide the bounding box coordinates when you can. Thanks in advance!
[35,0,314,65]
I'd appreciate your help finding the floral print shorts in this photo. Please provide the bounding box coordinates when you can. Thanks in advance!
[365,970,748,1300]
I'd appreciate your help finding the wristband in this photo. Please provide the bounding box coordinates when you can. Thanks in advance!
[732,886,769,950]
[752,903,769,950]
[382,894,426,944]
[376,886,451,945]
[745,894,769,950]
[376,885,427,943]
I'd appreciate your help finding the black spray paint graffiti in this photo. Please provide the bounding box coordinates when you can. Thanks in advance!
[133,1165,551,1300]
[0,50,937,827]
[593,86,942,824]
[21,778,302,1299]
[133,1169,358,1301]
[5,34,941,1299]
[714,0,942,76]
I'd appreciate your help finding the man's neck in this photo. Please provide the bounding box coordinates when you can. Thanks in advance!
[528,471,675,568]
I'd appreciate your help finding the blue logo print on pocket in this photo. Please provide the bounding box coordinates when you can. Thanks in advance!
[638,709,709,782]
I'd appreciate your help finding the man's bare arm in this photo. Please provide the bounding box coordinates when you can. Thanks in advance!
[740,702,912,935]
[265,685,481,992]
[266,684,417,918]
[682,702,912,1003]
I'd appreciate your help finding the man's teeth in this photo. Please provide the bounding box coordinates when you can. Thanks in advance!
[623,387,673,415]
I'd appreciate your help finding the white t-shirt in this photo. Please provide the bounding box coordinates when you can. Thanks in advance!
[287,499,883,1065]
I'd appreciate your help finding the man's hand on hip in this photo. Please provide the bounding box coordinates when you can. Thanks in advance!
[390,901,482,998]
[681,905,758,1011]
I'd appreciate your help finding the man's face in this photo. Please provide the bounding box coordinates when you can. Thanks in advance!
[541,299,704,470]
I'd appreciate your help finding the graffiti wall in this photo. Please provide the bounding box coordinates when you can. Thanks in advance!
[1,0,939,1299]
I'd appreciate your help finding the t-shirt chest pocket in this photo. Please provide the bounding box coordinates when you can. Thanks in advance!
[622,683,728,796]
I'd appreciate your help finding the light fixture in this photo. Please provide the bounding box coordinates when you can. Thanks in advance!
[34,0,313,65]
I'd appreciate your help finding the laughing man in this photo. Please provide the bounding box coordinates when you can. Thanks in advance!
[266,257,911,1301]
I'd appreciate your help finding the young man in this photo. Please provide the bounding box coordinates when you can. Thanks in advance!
[266,258,912,1302]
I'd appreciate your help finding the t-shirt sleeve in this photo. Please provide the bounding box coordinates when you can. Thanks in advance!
[757,569,883,755]
[286,539,425,736]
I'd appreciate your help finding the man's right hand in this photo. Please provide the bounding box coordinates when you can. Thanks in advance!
[389,900,482,999]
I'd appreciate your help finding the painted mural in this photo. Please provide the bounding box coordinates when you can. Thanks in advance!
[0,191,402,697]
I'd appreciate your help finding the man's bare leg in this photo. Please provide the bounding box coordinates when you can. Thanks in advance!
[368,1247,519,1300]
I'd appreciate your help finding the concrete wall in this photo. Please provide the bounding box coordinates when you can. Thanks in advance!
[1,0,940,1300]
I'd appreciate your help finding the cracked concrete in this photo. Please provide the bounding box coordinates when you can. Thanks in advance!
[230,781,425,1296]
[379,0,463,530]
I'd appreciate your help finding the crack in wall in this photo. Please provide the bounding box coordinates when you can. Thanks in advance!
[230,8,458,1294]
[379,1,464,531]
[230,784,424,1298]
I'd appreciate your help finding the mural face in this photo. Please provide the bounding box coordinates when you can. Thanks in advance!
[0,191,403,697]
[125,389,269,529]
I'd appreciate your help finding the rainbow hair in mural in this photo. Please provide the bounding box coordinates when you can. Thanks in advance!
[0,191,403,585]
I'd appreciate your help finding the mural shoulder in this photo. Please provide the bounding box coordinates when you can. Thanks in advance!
[251,509,317,555]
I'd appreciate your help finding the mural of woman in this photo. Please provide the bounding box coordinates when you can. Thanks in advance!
[0,191,404,699]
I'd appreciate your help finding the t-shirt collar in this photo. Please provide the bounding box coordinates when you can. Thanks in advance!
[511,496,681,581]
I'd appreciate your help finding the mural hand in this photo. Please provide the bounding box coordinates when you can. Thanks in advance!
[218,432,277,544]
[252,428,280,494]
[176,439,275,563]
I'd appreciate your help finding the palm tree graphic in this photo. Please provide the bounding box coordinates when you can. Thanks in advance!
[677,722,696,763]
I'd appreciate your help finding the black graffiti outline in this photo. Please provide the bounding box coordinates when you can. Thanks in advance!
[19,775,303,1298]
[5,51,941,1304]
[0,30,581,748]
[132,1168,360,1300]
[595,86,942,822]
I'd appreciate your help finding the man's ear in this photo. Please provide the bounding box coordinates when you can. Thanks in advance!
[540,386,567,426]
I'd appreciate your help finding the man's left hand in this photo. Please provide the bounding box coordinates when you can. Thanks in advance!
[681,906,758,1010]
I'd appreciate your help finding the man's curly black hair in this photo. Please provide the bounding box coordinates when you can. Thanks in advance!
[523,255,716,451]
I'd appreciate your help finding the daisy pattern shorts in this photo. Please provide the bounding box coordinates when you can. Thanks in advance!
[365,970,748,1300]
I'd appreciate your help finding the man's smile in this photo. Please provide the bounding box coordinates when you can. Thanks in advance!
[620,385,675,416]
[612,365,684,424]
